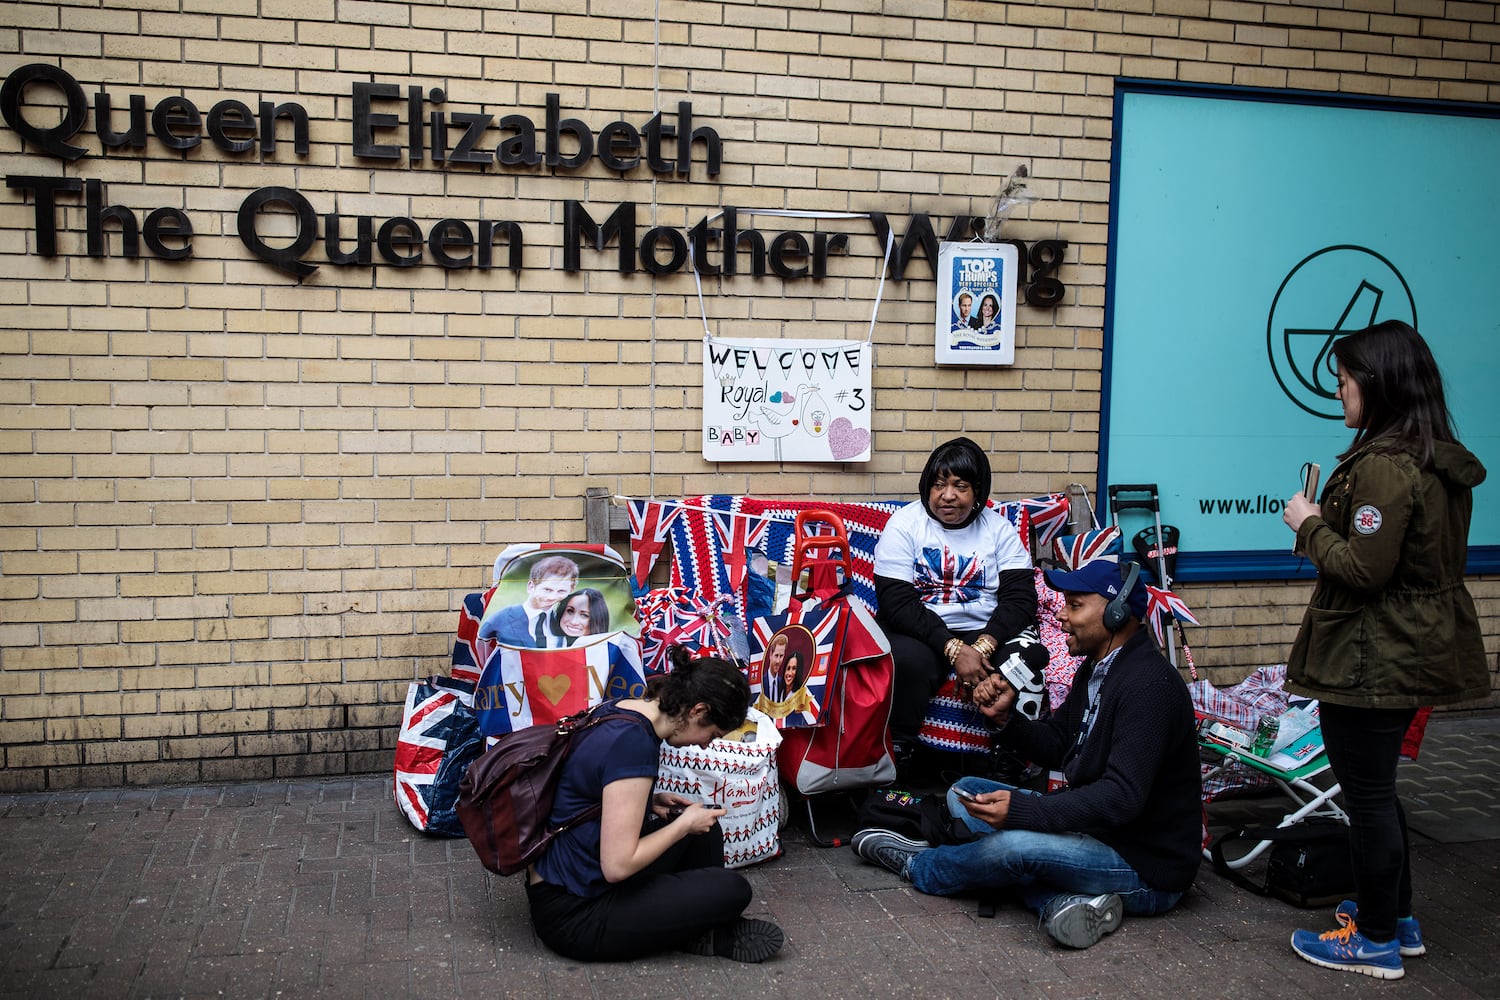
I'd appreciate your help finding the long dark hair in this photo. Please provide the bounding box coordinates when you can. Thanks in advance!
[549,587,609,639]
[1331,320,1458,469]
[918,436,991,528]
[646,646,751,730]
[783,651,804,690]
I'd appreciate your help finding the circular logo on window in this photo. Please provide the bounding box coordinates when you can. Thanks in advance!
[1266,247,1417,419]
[1352,505,1383,535]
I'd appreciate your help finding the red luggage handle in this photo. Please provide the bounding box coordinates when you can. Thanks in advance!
[789,510,853,598]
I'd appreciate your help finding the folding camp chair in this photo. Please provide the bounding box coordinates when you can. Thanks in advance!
[1199,736,1347,868]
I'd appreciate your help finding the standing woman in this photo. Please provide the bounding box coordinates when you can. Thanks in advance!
[872,436,1037,762]
[526,647,785,963]
[1282,321,1488,981]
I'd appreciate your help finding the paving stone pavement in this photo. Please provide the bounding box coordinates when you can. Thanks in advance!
[2,714,1496,999]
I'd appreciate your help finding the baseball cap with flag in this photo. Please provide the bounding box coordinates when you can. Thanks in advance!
[1043,559,1149,620]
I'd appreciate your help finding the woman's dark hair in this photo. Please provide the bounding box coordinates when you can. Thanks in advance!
[918,436,991,527]
[647,646,752,730]
[783,651,804,689]
[549,587,609,637]
[1331,320,1457,469]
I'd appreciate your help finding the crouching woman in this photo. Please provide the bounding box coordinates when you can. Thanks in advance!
[525,647,785,963]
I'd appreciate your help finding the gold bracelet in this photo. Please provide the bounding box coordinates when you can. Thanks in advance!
[972,636,997,660]
[944,638,964,665]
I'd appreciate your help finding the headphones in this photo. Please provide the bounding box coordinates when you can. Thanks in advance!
[1103,561,1141,632]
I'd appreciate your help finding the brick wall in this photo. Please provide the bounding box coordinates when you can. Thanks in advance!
[2,0,1496,790]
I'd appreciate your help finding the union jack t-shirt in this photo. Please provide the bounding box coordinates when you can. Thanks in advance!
[871,502,1032,632]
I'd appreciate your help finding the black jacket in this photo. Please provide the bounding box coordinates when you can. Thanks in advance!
[999,629,1203,893]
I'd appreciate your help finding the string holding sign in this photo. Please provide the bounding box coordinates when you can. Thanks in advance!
[690,210,893,464]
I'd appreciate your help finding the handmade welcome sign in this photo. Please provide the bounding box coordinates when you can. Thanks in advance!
[701,336,872,463]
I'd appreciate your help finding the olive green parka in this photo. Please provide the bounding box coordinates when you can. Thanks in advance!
[1286,440,1490,709]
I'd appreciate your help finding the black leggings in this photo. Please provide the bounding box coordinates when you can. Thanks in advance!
[1318,702,1417,942]
[526,823,752,962]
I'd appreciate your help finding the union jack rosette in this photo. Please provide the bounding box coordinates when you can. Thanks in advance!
[636,587,745,674]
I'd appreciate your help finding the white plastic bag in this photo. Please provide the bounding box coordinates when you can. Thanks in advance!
[656,707,783,867]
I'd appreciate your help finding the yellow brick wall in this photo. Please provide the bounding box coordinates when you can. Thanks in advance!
[1,0,1496,790]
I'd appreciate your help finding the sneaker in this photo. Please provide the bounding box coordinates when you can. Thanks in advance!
[1334,899,1426,957]
[1290,923,1403,980]
[683,918,785,963]
[851,827,927,880]
[1040,892,1124,949]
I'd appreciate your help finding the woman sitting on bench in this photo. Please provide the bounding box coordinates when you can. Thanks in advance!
[872,436,1038,767]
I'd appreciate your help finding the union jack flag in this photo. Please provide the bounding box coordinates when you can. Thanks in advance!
[662,494,1066,620]
[393,676,483,837]
[1143,584,1200,645]
[710,509,771,597]
[747,599,845,729]
[668,496,907,619]
[472,634,645,736]
[627,499,681,588]
[914,546,984,604]
[637,587,742,674]
[451,584,498,686]
[1005,492,1072,547]
[1051,527,1123,571]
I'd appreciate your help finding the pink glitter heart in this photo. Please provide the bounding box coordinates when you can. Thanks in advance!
[827,417,870,461]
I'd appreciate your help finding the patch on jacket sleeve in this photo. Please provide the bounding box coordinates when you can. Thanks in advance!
[1352,504,1383,535]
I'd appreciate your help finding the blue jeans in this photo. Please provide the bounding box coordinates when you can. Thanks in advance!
[904,777,1183,917]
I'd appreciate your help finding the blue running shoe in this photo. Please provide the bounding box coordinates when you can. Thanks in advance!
[1291,923,1404,980]
[1334,899,1425,957]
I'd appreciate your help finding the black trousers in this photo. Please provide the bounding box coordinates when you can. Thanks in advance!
[1317,702,1417,942]
[886,628,986,744]
[526,822,751,962]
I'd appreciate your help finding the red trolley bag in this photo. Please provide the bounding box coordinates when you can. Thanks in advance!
[769,511,896,846]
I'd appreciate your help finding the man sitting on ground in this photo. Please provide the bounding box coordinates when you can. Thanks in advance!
[853,559,1202,949]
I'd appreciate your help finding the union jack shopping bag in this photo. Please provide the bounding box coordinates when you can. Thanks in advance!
[768,596,896,797]
[393,675,484,837]
[747,597,846,729]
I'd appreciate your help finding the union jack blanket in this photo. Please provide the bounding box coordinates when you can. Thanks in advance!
[656,492,1072,623]
[642,492,1074,753]
[473,635,646,736]
[450,584,497,686]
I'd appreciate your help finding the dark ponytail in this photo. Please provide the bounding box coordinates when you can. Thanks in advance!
[646,646,752,730]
